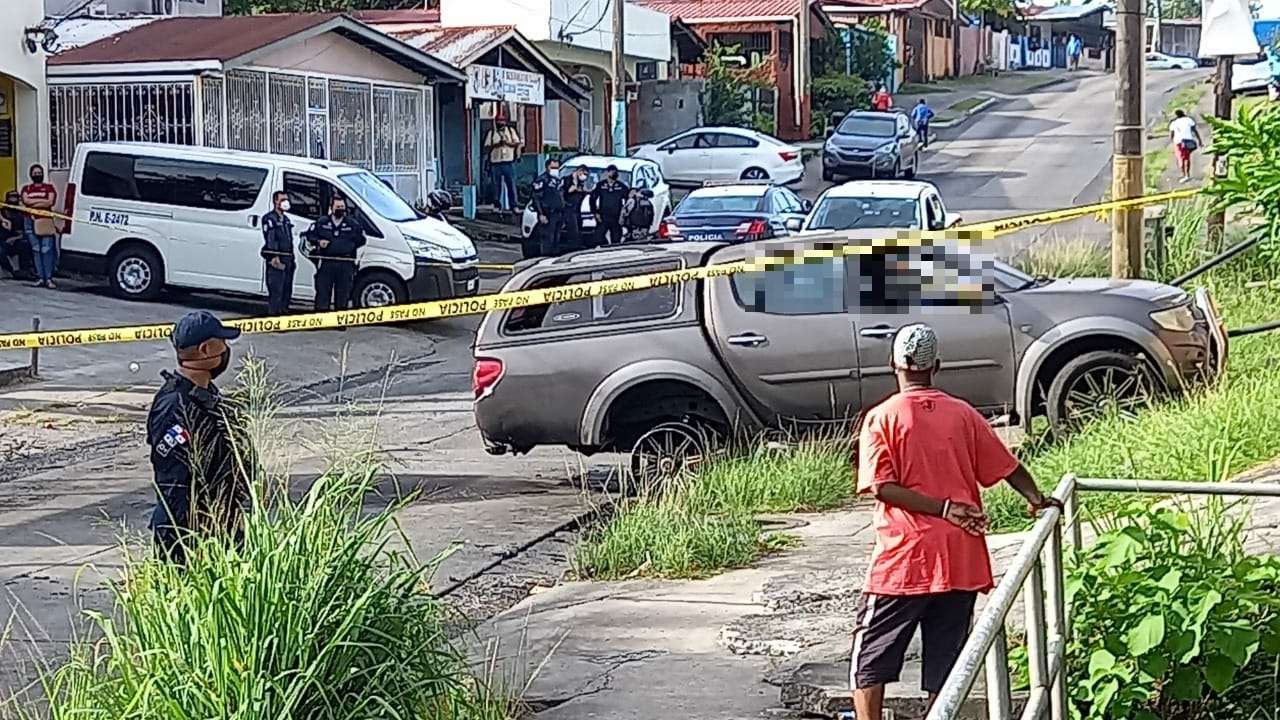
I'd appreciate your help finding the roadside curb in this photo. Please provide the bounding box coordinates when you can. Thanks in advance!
[931,72,1085,129]
[932,96,998,129]
[0,363,33,389]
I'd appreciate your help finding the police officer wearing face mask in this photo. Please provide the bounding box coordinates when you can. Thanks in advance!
[261,191,295,315]
[530,158,565,257]
[590,165,629,246]
[147,311,253,565]
[306,196,365,314]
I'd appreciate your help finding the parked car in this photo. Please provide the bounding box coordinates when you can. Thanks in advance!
[1145,52,1198,70]
[61,142,479,305]
[822,111,920,182]
[631,127,805,186]
[519,156,670,241]
[803,180,960,233]
[473,237,1227,480]
[1232,56,1272,95]
[657,182,812,243]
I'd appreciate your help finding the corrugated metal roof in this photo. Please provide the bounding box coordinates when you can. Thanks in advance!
[824,0,929,10]
[350,8,441,24]
[49,13,337,65]
[1022,2,1109,20]
[49,15,163,52]
[633,0,802,21]
[391,25,514,67]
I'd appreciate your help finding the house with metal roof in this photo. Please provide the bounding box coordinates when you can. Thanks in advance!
[46,13,465,206]
[823,0,960,88]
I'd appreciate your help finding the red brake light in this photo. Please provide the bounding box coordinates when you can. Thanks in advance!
[779,151,799,162]
[472,358,504,399]
[63,182,76,233]
[736,219,768,239]
[658,220,680,239]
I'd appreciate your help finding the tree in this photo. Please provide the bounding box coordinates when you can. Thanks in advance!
[699,42,772,131]
[809,24,896,135]
[225,0,419,14]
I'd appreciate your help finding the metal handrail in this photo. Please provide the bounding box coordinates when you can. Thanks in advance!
[926,474,1280,720]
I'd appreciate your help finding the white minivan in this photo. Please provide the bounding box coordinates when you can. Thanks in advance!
[61,143,480,307]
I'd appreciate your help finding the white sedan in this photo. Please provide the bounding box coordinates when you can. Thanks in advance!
[801,180,962,233]
[631,126,805,187]
[1145,52,1198,70]
[1232,57,1272,95]
[520,156,670,241]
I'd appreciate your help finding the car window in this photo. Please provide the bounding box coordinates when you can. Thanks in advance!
[503,263,680,333]
[780,189,804,213]
[768,192,787,214]
[837,116,896,137]
[708,133,759,149]
[896,115,911,136]
[730,258,846,315]
[851,245,991,308]
[662,134,699,151]
[677,193,764,214]
[283,172,333,221]
[806,196,921,230]
[81,151,267,211]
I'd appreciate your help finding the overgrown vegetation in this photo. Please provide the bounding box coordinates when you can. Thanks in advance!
[575,441,851,580]
[700,42,774,135]
[810,23,897,137]
[25,364,515,719]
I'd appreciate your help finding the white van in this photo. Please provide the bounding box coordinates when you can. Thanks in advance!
[61,143,480,307]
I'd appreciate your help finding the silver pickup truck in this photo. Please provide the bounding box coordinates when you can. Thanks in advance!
[472,237,1227,479]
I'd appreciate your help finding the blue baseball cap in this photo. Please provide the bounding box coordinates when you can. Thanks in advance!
[171,310,240,350]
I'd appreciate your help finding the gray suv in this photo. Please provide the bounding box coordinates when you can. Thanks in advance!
[473,238,1226,477]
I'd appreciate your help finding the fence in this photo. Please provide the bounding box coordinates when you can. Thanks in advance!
[927,475,1280,720]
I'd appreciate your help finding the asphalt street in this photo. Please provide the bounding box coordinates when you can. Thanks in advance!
[0,68,1209,696]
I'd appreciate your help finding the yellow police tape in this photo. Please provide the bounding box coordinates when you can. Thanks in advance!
[0,188,1202,351]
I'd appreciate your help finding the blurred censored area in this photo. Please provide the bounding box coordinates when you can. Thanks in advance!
[732,233,997,315]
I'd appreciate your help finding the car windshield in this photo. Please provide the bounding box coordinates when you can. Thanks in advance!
[807,197,919,230]
[994,260,1037,288]
[837,116,897,137]
[561,165,633,189]
[339,171,417,223]
[677,193,764,214]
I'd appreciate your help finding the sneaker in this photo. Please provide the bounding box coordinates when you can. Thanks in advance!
[45,280,57,289]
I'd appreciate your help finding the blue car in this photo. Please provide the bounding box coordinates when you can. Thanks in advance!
[658,182,812,243]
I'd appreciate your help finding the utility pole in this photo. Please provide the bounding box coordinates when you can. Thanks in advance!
[1111,0,1145,278]
[1206,58,1233,243]
[797,0,812,136]
[611,0,627,157]
[1151,0,1163,53]
[952,0,962,77]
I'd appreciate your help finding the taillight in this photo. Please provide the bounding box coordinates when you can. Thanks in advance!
[472,358,504,399]
[658,220,681,239]
[63,182,76,233]
[736,219,769,240]
[779,151,799,162]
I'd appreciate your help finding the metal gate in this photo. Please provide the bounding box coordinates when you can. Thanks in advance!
[49,82,196,170]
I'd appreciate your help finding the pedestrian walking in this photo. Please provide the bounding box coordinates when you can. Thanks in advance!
[851,324,1062,720]
[530,158,565,258]
[20,164,59,289]
[305,196,365,315]
[562,166,591,252]
[148,310,254,566]
[485,119,522,219]
[1067,34,1083,71]
[590,165,630,246]
[1169,109,1202,183]
[260,191,296,316]
[871,85,893,112]
[910,99,935,149]
[1,191,35,280]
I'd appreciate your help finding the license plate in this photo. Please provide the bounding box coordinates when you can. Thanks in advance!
[467,278,478,291]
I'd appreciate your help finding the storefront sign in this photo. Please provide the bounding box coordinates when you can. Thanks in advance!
[467,65,545,106]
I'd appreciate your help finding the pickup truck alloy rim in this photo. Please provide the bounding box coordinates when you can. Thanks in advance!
[631,423,706,489]
[1062,364,1151,425]
[118,258,151,294]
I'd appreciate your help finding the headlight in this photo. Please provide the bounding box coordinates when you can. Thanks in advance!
[407,237,450,262]
[876,142,897,155]
[1150,304,1196,332]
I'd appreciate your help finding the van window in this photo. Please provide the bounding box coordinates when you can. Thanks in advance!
[283,172,329,220]
[503,263,680,333]
[81,152,266,211]
[731,258,846,314]
[339,170,418,223]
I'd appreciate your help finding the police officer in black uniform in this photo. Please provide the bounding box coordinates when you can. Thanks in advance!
[261,191,295,315]
[306,195,366,313]
[147,311,252,565]
[590,165,630,246]
[530,157,565,258]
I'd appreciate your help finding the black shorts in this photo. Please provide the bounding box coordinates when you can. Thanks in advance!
[851,590,977,694]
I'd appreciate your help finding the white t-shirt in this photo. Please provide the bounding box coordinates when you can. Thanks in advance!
[1170,116,1198,144]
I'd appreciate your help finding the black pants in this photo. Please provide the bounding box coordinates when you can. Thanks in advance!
[1,237,33,278]
[598,220,624,246]
[266,262,295,315]
[851,590,977,693]
[562,213,584,252]
[538,210,564,257]
[314,261,355,311]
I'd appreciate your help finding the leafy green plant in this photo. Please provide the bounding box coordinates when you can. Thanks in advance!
[701,42,772,129]
[1067,498,1280,720]
[1205,102,1280,266]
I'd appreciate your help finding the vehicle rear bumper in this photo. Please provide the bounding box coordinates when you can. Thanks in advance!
[408,260,479,300]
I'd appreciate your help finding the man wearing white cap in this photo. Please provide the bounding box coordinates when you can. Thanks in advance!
[850,323,1061,719]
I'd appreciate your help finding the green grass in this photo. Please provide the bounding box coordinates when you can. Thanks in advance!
[947,96,986,114]
[574,442,852,580]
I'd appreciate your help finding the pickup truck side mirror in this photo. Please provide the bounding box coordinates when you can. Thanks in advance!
[825,126,835,140]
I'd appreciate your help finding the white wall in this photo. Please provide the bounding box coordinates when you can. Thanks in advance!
[2,0,49,177]
[45,0,222,16]
[440,0,670,61]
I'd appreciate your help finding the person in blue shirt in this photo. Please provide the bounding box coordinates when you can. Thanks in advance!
[910,99,935,149]
[1067,35,1083,71]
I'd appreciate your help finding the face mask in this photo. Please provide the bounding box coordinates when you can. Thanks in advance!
[333,209,346,219]
[31,174,43,183]
[279,200,291,212]
[181,347,231,380]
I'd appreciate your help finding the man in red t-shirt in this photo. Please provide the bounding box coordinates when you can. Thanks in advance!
[851,323,1061,719]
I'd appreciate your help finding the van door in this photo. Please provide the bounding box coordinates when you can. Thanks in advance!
[705,247,861,425]
[279,170,338,302]
[154,156,272,294]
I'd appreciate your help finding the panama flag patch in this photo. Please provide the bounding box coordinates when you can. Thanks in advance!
[157,424,190,457]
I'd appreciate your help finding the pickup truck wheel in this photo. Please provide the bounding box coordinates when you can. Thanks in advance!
[630,421,716,492]
[1046,351,1158,433]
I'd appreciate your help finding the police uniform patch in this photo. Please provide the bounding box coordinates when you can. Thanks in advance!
[156,424,190,458]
